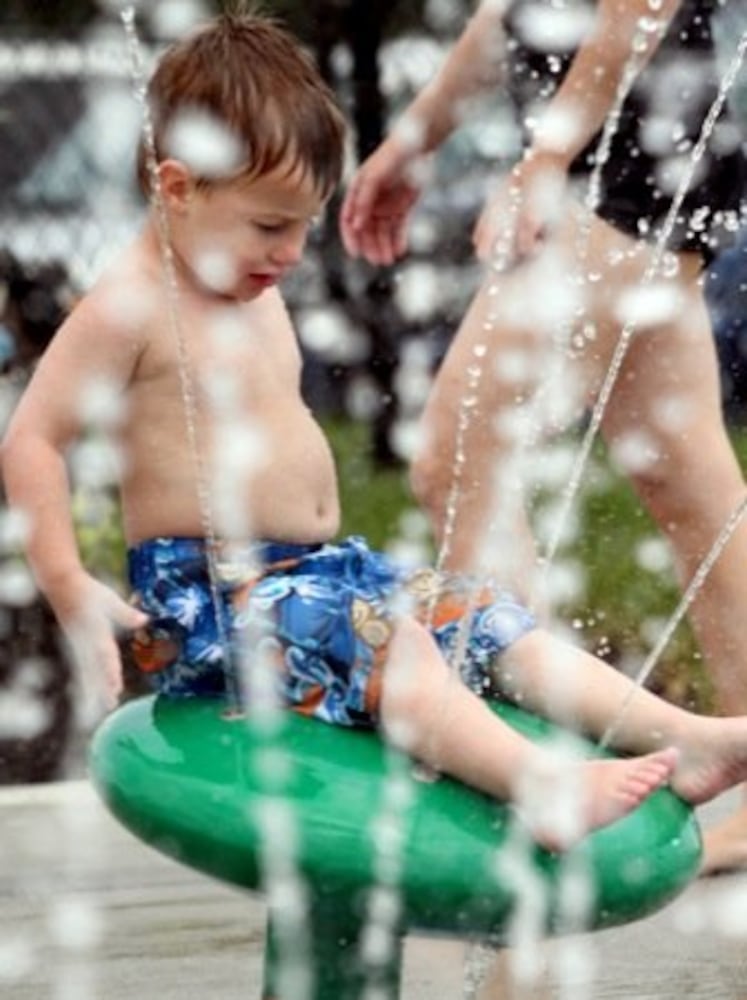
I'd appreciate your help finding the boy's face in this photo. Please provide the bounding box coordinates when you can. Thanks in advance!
[163,159,325,302]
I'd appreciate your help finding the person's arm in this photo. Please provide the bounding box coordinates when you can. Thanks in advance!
[473,0,684,261]
[340,0,507,263]
[398,0,508,154]
[1,296,147,707]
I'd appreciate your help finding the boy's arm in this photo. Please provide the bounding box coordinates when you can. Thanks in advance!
[4,417,85,609]
[1,295,148,706]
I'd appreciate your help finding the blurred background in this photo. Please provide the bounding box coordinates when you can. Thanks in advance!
[0,0,745,782]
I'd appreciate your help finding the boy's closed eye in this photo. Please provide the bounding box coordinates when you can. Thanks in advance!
[252,213,323,234]
[253,219,289,234]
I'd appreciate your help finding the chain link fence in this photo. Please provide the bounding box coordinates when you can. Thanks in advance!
[0,34,154,288]
[0,31,154,781]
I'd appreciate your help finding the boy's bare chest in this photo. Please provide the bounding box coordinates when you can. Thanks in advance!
[136,309,294,409]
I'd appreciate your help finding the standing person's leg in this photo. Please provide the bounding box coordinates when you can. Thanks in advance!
[411,232,585,597]
[592,236,747,711]
[582,219,747,872]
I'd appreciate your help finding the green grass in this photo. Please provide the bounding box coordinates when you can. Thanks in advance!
[544,452,712,712]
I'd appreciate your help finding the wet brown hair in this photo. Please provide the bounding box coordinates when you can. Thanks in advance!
[136,9,347,199]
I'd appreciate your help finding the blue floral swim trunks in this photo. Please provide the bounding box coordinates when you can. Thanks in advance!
[128,535,536,728]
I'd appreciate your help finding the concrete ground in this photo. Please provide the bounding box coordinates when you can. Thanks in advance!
[2,780,747,1000]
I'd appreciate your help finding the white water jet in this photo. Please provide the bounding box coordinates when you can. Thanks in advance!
[119,8,316,997]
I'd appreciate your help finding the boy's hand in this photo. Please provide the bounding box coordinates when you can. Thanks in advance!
[49,574,149,718]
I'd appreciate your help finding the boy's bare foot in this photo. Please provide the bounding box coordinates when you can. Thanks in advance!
[517,747,679,853]
[700,804,747,876]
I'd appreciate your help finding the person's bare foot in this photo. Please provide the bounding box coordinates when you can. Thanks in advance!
[661,719,747,875]
[670,719,747,808]
[699,803,747,876]
[516,747,679,852]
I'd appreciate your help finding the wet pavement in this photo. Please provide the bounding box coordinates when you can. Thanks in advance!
[2,780,747,1000]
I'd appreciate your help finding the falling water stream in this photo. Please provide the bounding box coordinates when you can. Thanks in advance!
[120,7,315,998]
[119,5,237,703]
[430,19,747,736]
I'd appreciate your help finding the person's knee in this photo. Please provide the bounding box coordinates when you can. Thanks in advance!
[623,446,671,504]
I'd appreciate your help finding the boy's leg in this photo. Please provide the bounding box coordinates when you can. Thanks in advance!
[495,627,747,812]
[379,617,677,851]
[494,628,692,751]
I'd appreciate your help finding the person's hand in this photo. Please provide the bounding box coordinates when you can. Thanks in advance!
[472,150,569,267]
[48,572,149,716]
[340,133,426,266]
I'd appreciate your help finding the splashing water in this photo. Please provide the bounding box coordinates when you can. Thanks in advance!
[452,18,747,1000]
[108,9,747,1000]
[542,29,747,753]
[433,343,487,579]
[432,174,522,586]
[119,7,315,997]
[429,26,659,631]
[581,13,667,241]
[461,940,496,1000]
[447,12,668,611]
[358,755,414,997]
[120,10,429,998]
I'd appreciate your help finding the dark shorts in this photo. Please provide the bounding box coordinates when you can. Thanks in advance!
[128,535,536,728]
[506,0,746,264]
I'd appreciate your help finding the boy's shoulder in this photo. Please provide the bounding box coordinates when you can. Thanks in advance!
[65,237,161,345]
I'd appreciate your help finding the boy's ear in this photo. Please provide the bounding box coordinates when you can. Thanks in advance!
[157,159,195,211]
